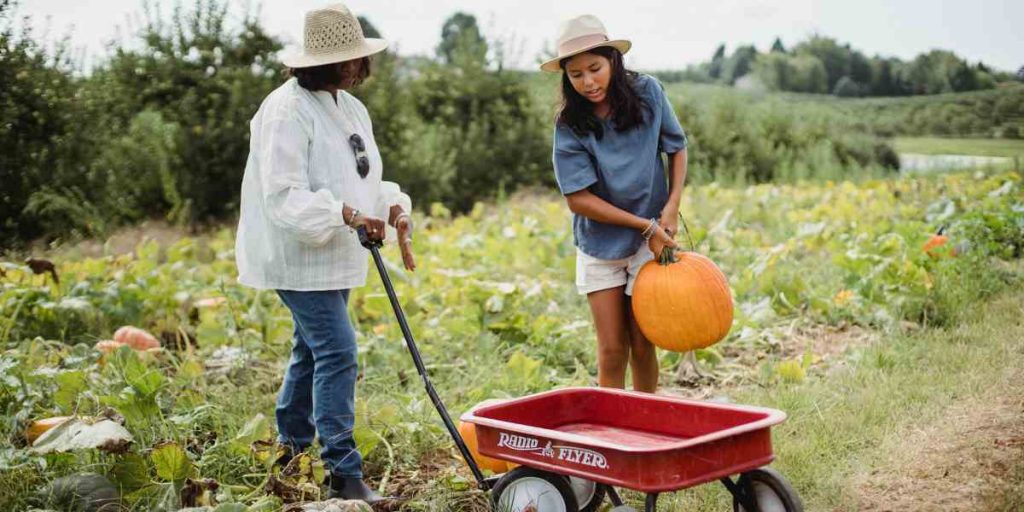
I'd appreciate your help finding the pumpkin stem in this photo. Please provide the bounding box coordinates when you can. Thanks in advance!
[659,246,677,265]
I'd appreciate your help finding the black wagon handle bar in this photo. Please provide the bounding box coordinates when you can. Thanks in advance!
[356,226,489,488]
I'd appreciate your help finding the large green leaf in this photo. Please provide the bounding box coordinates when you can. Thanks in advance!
[108,345,164,397]
[110,452,152,492]
[151,442,193,483]
[53,370,88,413]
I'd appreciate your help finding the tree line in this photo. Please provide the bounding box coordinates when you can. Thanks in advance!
[657,35,1021,97]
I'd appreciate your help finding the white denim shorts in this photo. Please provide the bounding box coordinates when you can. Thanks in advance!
[575,245,654,296]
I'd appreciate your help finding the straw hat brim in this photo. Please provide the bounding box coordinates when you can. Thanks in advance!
[282,37,388,69]
[540,39,631,73]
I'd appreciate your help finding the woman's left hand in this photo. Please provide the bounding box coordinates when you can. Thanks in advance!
[659,203,680,239]
[396,216,416,272]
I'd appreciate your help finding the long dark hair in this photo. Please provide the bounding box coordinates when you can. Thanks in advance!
[288,57,372,91]
[556,46,647,139]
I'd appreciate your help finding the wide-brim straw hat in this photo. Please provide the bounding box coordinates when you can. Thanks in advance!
[282,3,388,68]
[540,14,631,73]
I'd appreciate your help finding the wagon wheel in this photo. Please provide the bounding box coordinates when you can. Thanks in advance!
[565,476,607,512]
[732,467,804,512]
[492,466,579,512]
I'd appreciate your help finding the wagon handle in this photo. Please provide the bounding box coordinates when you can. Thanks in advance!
[357,226,491,489]
[677,211,696,252]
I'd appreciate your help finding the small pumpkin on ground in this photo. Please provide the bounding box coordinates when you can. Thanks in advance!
[923,226,957,258]
[25,416,73,444]
[458,399,515,474]
[112,326,161,350]
[94,340,124,354]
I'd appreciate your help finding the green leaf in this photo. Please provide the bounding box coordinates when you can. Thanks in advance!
[109,345,164,397]
[506,350,541,381]
[100,390,160,428]
[111,452,152,492]
[233,413,270,446]
[353,425,380,458]
[151,442,193,483]
[53,370,88,413]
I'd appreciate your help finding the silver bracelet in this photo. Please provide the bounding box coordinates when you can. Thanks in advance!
[641,218,659,240]
[345,208,360,226]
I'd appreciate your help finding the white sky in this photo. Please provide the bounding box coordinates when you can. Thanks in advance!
[14,0,1024,72]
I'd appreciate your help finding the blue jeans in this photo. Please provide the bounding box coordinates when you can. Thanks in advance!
[275,289,363,478]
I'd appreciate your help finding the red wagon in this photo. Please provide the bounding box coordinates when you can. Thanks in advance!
[462,387,800,511]
[360,229,803,512]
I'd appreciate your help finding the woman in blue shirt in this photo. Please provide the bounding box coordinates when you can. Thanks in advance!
[542,15,688,392]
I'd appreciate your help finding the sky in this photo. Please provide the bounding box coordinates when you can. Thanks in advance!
[13,0,1024,73]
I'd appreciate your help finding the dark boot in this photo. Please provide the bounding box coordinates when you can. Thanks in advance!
[326,473,386,504]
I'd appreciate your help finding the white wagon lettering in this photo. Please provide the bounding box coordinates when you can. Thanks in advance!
[554,446,610,469]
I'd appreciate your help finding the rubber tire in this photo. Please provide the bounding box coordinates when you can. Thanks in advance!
[492,466,580,512]
[732,467,804,512]
[566,477,606,512]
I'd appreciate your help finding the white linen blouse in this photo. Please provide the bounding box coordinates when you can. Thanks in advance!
[235,77,411,291]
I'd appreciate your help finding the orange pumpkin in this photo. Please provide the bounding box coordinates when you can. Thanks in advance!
[631,248,734,352]
[25,416,73,444]
[923,234,957,257]
[113,326,161,351]
[923,226,958,258]
[457,421,512,473]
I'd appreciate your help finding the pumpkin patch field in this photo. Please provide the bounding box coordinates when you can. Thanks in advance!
[2,169,1023,511]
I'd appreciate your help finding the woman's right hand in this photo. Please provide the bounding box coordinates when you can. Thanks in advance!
[350,213,387,242]
[647,225,678,259]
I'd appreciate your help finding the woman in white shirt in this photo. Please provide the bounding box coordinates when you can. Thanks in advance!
[234,4,413,504]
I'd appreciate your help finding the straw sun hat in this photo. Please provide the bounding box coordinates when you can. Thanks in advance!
[282,3,388,68]
[540,14,631,72]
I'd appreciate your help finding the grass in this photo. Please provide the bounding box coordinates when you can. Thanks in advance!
[893,136,1024,158]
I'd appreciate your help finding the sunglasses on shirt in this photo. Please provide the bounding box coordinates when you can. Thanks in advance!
[348,133,370,179]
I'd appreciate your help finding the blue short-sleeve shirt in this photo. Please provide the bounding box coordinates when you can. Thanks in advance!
[553,74,688,260]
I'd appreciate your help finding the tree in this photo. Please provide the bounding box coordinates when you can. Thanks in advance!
[950,61,979,91]
[790,54,829,93]
[722,45,757,85]
[437,12,487,66]
[1016,65,1023,81]
[849,49,872,85]
[770,37,786,54]
[752,52,789,90]
[902,50,962,94]
[708,44,726,79]
[794,35,850,91]
[0,0,95,243]
[79,0,284,226]
[833,76,860,97]
[868,58,906,96]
